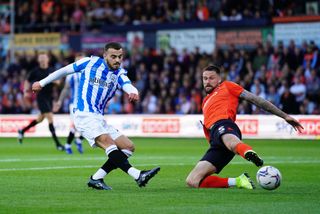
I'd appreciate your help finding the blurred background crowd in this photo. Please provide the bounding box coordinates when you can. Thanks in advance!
[1,40,319,115]
[0,0,319,115]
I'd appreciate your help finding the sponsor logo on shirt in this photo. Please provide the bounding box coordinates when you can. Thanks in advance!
[89,75,116,88]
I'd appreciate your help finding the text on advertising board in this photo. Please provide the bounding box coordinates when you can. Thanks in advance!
[299,119,320,135]
[142,118,180,133]
[0,118,35,133]
[236,119,258,135]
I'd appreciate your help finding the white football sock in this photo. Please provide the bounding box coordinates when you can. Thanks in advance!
[121,149,133,157]
[105,145,118,156]
[128,167,140,180]
[228,178,236,187]
[75,138,82,144]
[92,168,107,180]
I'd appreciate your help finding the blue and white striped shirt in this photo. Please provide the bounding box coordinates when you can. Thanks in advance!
[66,72,81,106]
[72,56,131,114]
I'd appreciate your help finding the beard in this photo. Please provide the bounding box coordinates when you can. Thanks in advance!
[205,86,214,94]
[107,62,120,70]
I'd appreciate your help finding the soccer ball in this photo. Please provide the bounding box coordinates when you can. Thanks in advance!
[256,166,282,190]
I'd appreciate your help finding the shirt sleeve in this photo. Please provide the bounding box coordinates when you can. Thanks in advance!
[72,57,91,72]
[225,81,244,97]
[118,73,131,88]
[39,63,75,87]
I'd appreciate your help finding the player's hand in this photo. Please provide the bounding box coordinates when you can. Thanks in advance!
[31,82,42,93]
[285,115,304,133]
[53,101,62,113]
[128,93,139,102]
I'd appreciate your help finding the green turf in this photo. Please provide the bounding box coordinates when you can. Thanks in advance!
[0,137,319,214]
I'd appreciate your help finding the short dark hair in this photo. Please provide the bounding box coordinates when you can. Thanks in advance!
[203,64,221,74]
[104,42,122,51]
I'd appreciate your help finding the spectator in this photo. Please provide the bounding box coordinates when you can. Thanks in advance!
[305,68,320,100]
[250,79,265,95]
[196,1,210,21]
[71,3,85,26]
[300,98,316,115]
[229,8,242,21]
[280,86,300,114]
[253,47,268,71]
[290,75,307,104]
[142,91,157,113]
[266,85,281,107]
[267,47,281,70]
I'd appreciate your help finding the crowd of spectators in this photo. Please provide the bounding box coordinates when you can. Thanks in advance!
[1,40,319,115]
[0,0,319,115]
[0,0,318,33]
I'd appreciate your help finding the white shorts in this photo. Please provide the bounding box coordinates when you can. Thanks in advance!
[73,111,122,147]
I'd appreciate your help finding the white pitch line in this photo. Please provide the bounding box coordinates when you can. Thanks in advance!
[0,165,98,171]
[0,163,175,172]
[0,157,106,162]
[0,160,320,172]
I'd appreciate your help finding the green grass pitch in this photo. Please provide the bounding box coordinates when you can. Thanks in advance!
[0,137,319,214]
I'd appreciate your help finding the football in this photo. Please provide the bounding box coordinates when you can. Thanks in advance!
[256,166,282,190]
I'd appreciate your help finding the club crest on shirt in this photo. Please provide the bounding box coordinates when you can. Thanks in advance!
[218,126,225,134]
[110,74,117,82]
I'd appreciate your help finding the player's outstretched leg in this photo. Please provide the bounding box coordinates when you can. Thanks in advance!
[17,129,24,144]
[89,148,132,188]
[135,167,161,187]
[235,142,264,167]
[105,145,160,188]
[198,173,255,189]
[87,176,112,190]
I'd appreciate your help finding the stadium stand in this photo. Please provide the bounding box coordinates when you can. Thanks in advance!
[9,0,315,33]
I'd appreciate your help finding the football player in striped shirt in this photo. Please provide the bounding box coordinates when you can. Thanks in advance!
[32,42,160,190]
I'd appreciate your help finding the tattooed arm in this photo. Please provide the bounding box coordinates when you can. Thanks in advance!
[239,90,304,132]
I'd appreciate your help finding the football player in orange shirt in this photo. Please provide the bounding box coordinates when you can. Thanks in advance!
[186,65,303,189]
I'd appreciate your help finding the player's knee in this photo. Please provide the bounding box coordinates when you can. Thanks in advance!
[95,135,116,149]
[127,144,135,152]
[37,116,44,123]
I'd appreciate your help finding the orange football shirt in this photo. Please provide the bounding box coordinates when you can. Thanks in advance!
[202,81,244,129]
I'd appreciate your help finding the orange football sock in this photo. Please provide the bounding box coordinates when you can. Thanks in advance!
[199,176,229,188]
[235,142,252,158]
